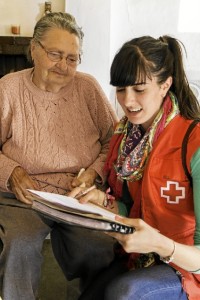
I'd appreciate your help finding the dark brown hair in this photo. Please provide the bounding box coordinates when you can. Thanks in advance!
[110,35,200,119]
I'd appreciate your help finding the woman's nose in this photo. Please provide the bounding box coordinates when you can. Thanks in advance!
[124,91,135,106]
[55,57,68,70]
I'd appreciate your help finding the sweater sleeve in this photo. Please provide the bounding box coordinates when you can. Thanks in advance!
[191,147,200,246]
[0,80,21,191]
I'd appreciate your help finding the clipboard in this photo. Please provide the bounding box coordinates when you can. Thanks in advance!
[28,189,134,234]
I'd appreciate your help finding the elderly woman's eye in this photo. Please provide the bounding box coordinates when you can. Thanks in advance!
[49,52,61,59]
[68,57,77,62]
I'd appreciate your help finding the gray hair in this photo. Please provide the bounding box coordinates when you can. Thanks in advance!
[27,12,84,62]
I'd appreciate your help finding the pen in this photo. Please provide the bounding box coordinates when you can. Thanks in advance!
[77,168,85,178]
[77,168,86,188]
[76,184,96,200]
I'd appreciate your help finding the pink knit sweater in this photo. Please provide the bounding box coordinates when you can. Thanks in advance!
[0,68,117,194]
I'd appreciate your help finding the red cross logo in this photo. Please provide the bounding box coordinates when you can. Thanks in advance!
[161,181,185,204]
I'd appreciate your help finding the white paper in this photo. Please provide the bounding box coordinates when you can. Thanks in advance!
[28,189,116,221]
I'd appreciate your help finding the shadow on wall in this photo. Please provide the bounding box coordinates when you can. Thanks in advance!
[190,81,200,102]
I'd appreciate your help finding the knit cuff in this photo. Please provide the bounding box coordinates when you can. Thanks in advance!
[0,156,20,192]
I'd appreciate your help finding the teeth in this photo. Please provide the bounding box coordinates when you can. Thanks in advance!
[129,108,142,112]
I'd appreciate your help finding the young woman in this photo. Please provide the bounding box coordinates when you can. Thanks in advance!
[74,35,200,299]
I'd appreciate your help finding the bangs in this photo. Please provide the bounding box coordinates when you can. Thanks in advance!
[110,46,151,87]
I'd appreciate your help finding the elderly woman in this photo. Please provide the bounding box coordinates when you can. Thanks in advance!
[0,12,117,300]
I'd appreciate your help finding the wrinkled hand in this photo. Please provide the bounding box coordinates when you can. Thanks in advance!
[106,217,160,254]
[8,166,39,204]
[71,168,98,189]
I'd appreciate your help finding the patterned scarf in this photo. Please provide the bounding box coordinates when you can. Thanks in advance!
[104,92,179,198]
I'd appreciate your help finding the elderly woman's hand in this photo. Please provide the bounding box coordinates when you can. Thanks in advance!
[70,168,98,189]
[8,166,39,204]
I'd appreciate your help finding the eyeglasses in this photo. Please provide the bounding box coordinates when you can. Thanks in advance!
[37,41,81,66]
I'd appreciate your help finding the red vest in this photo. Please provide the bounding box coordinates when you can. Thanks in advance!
[129,116,200,299]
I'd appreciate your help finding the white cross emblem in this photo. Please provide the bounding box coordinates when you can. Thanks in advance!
[161,181,185,204]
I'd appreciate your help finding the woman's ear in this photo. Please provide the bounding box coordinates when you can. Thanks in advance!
[30,40,36,65]
[160,76,173,97]
[30,40,35,55]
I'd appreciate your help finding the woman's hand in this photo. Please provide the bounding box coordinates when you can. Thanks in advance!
[106,216,161,254]
[68,186,105,206]
[70,168,98,189]
[8,166,39,204]
[107,216,200,273]
[68,187,119,213]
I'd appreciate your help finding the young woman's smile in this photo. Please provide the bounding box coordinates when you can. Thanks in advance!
[116,77,171,130]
